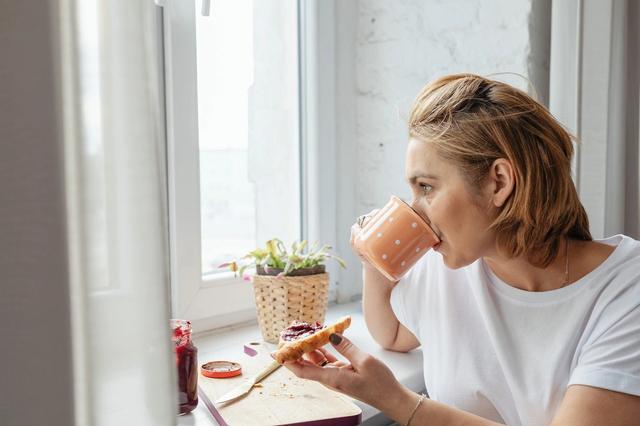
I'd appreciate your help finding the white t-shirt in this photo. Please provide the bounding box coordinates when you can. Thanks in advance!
[390,234,640,426]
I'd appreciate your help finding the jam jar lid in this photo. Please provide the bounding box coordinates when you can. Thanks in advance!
[201,361,242,378]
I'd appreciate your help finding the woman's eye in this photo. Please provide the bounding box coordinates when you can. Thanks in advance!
[419,183,433,194]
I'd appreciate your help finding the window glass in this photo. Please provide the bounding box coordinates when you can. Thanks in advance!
[195,0,301,276]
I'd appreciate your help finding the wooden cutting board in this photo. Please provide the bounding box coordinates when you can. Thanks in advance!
[198,342,362,425]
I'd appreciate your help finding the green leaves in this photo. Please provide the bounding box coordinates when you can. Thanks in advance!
[222,238,347,277]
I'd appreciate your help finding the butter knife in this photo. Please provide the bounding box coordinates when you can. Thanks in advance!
[214,359,281,404]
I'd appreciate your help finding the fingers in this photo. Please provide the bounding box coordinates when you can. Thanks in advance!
[283,358,352,395]
[283,359,330,383]
[304,350,329,366]
[350,224,369,263]
[317,347,339,363]
[302,348,343,367]
[349,222,362,244]
[358,209,380,226]
[353,209,378,230]
[350,209,379,260]
[328,334,367,367]
[274,347,342,367]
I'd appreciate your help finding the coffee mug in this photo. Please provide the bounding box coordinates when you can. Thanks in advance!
[354,196,440,281]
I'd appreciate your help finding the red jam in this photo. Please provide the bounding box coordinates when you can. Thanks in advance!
[171,319,198,415]
[280,320,325,342]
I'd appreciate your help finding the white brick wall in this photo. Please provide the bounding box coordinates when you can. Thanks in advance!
[355,0,548,210]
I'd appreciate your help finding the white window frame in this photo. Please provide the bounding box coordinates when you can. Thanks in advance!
[160,0,340,331]
[549,0,636,238]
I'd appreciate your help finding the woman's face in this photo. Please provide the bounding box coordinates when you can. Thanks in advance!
[405,138,497,268]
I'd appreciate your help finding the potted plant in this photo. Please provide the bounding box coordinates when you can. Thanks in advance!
[221,239,346,343]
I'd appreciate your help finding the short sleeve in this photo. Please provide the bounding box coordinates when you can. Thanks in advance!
[389,252,433,339]
[569,286,640,396]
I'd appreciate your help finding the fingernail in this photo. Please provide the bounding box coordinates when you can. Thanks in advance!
[329,333,342,345]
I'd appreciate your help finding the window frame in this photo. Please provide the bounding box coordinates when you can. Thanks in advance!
[160,0,341,331]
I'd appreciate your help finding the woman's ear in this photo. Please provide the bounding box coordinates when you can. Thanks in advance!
[488,158,515,207]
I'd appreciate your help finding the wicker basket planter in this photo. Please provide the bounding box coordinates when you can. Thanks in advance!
[252,266,329,343]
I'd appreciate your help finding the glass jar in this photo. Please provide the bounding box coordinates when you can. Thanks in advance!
[171,319,198,414]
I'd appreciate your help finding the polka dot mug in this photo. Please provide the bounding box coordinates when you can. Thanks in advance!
[354,196,440,281]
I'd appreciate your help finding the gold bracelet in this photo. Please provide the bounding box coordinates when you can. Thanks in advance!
[406,393,427,426]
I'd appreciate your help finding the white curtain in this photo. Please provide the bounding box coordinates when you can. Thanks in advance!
[550,0,640,239]
[62,0,175,424]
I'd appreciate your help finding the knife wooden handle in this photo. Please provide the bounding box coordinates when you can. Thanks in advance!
[252,359,281,384]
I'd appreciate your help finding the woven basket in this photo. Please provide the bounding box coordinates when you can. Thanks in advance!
[252,272,329,343]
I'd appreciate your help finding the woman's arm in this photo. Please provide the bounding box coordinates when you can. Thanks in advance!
[351,216,420,352]
[383,388,502,426]
[362,263,420,352]
[550,385,640,425]
[287,334,640,425]
[283,334,502,425]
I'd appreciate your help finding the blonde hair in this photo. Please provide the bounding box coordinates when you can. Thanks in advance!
[409,73,591,267]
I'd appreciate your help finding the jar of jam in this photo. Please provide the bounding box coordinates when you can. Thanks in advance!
[171,319,198,414]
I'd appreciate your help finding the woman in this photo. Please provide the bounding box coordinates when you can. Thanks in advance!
[283,74,640,425]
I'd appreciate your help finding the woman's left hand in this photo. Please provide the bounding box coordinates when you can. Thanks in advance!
[280,334,412,414]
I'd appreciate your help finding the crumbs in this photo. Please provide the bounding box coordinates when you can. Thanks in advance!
[268,382,300,398]
[252,378,308,399]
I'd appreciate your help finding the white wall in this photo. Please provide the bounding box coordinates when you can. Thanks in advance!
[334,0,551,300]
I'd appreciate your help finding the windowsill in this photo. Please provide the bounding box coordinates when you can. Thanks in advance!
[179,301,425,426]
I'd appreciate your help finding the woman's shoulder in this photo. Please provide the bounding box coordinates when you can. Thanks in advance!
[594,233,640,250]
[576,236,640,307]
[575,235,640,277]
[570,237,640,337]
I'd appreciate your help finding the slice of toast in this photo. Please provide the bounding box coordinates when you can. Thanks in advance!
[278,320,324,348]
[272,315,351,364]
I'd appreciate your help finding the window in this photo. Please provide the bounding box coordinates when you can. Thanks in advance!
[162,0,309,330]
[195,0,257,276]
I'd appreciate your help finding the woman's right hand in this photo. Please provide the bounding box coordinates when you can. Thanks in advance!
[282,333,416,420]
[349,209,378,264]
[350,211,407,349]
[350,209,398,285]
